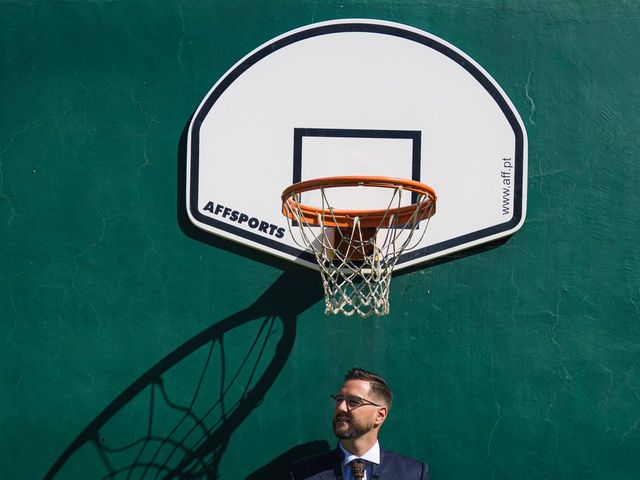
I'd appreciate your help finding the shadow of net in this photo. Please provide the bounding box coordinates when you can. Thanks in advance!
[46,267,322,479]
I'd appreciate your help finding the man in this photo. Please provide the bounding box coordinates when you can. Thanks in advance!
[289,368,429,479]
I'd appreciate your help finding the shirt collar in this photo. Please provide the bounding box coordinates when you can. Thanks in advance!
[339,441,381,466]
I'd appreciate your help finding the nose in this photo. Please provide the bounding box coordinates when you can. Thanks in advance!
[335,397,349,412]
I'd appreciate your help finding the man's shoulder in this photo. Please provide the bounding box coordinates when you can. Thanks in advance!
[381,448,425,465]
[288,448,339,479]
[379,449,429,478]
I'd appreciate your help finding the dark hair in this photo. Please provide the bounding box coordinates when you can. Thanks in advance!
[344,368,393,408]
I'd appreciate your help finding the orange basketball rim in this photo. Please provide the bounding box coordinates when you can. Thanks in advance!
[281,176,437,228]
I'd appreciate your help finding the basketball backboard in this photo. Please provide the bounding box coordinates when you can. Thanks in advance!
[186,19,527,271]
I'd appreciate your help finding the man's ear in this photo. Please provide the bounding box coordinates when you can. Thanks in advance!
[375,405,388,426]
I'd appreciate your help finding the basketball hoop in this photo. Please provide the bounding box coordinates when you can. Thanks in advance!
[282,176,437,317]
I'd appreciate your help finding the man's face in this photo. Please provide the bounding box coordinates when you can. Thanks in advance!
[332,379,381,439]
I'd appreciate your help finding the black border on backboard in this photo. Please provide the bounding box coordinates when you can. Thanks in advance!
[188,21,526,267]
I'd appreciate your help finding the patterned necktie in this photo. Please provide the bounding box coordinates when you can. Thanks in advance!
[350,459,365,479]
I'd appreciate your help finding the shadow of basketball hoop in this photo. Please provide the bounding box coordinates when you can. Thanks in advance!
[45,266,322,479]
[44,121,324,478]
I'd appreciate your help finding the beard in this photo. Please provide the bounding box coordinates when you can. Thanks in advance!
[333,413,374,439]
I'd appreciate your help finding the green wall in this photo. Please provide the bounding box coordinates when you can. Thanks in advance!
[1,1,639,478]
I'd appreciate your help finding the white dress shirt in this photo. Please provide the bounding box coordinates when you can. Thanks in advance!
[339,441,381,480]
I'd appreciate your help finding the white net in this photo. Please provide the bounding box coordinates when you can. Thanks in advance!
[283,180,436,317]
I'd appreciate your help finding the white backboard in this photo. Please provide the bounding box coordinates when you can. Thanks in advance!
[186,19,528,270]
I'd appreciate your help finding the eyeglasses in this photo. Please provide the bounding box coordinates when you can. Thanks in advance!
[330,394,382,410]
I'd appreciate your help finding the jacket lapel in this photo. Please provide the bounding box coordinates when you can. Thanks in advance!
[332,446,344,479]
